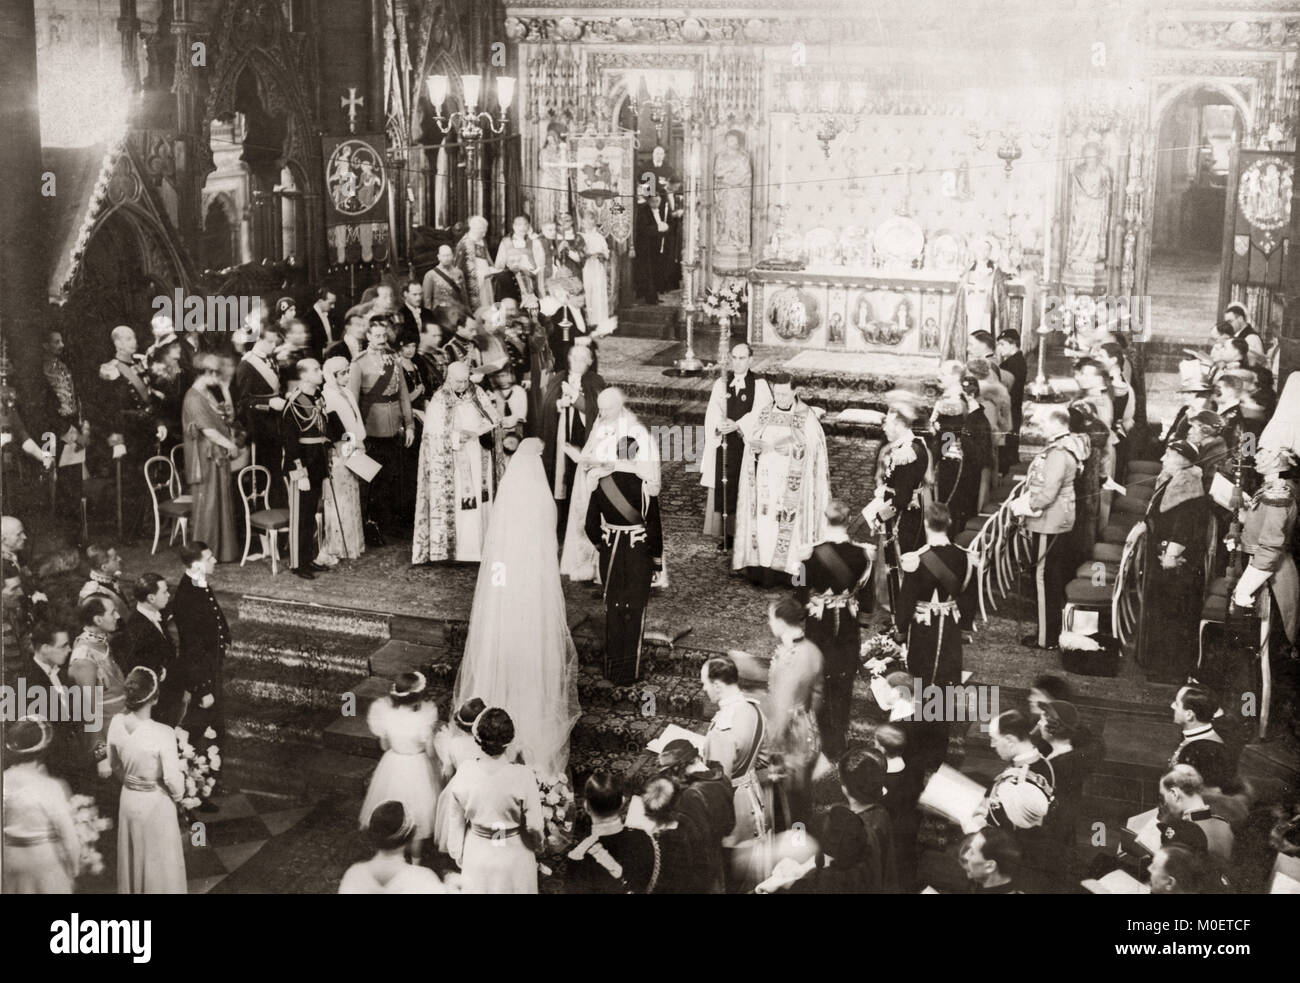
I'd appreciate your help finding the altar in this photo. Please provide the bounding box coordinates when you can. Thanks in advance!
[747,266,1028,357]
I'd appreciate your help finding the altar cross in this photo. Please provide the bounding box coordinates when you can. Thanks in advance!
[342,88,365,134]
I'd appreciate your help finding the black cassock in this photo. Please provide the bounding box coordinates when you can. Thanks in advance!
[712,372,765,522]
[894,543,978,772]
[797,539,870,760]
[585,470,664,685]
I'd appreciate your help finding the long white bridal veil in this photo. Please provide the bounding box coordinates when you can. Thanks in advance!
[453,437,581,779]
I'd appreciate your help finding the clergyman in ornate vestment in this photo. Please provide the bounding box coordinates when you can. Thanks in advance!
[412,361,504,563]
[732,375,830,587]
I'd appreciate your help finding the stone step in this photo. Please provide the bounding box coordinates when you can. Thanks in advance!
[237,595,392,639]
[369,639,443,678]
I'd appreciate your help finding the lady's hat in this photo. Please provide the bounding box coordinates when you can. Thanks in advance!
[1166,439,1199,464]
[4,718,52,759]
[1041,700,1080,733]
[1177,360,1213,393]
[1188,409,1224,434]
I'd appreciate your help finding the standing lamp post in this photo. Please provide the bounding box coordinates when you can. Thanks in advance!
[426,74,515,218]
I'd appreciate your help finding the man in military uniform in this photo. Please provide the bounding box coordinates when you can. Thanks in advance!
[233,324,287,504]
[1229,445,1298,739]
[701,655,770,891]
[797,500,870,760]
[853,393,930,611]
[349,317,414,544]
[969,709,1057,891]
[584,436,663,685]
[1011,405,1083,650]
[101,325,164,534]
[281,359,332,580]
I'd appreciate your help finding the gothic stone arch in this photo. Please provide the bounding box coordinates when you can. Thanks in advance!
[202,0,325,278]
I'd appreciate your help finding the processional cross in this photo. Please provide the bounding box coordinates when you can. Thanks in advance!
[342,88,365,134]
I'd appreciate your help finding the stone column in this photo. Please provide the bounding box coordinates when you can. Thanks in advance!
[0,0,47,405]
[1280,135,1300,384]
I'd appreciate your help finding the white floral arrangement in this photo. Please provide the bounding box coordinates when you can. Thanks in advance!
[860,632,907,676]
[535,773,576,858]
[701,280,747,322]
[176,727,222,813]
[70,794,112,877]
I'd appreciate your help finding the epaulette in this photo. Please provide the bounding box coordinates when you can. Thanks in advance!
[892,442,917,466]
[98,360,121,381]
[1259,483,1296,508]
[900,545,929,573]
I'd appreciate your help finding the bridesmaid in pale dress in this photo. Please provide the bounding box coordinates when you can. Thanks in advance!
[339,801,451,894]
[108,667,187,894]
[432,697,486,853]
[444,707,544,894]
[359,673,441,861]
[2,720,81,894]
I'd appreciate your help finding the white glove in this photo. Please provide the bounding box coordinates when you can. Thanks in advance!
[156,425,167,443]
[112,442,127,460]
[199,694,215,710]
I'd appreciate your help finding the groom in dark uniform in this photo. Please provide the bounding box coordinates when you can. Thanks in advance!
[585,437,663,684]
[797,500,870,760]
[281,359,331,580]
[851,394,930,611]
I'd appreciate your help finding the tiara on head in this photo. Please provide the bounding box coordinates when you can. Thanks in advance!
[390,671,427,699]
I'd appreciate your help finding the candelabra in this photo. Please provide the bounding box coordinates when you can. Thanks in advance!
[786,78,867,158]
[1027,297,1058,399]
[425,74,515,139]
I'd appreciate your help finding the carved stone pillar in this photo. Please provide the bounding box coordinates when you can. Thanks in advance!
[1280,135,1300,384]
[0,0,45,407]
[118,0,141,96]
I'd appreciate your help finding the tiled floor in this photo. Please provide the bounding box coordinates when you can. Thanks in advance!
[181,791,316,894]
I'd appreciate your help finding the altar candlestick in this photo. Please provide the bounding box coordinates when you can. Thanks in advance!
[1028,292,1057,399]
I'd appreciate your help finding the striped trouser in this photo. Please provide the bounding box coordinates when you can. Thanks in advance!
[1030,532,1071,648]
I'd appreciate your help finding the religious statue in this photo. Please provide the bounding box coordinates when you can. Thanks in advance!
[1064,142,1113,287]
[712,130,753,269]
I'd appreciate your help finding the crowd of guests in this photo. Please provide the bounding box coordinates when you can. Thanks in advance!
[0,211,613,583]
[2,530,232,894]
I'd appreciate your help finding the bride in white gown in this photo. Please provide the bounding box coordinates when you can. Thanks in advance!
[452,437,581,779]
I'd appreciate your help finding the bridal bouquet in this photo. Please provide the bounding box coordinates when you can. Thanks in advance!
[535,773,577,858]
[69,794,111,877]
[860,632,907,677]
[176,727,222,814]
[701,281,747,323]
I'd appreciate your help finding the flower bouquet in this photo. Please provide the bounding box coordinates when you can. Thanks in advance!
[860,632,907,678]
[701,280,748,324]
[535,773,577,860]
[175,727,221,814]
[69,794,112,878]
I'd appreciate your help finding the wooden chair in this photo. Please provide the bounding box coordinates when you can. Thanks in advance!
[168,444,193,506]
[238,464,290,574]
[144,456,190,555]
